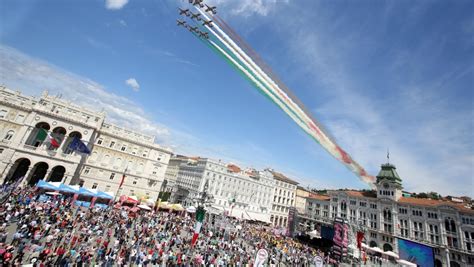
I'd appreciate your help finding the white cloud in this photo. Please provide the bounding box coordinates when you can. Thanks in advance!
[277,10,474,196]
[125,78,140,92]
[0,45,168,141]
[105,0,129,10]
[190,0,289,17]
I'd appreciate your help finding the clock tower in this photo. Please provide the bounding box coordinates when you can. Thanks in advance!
[375,163,403,201]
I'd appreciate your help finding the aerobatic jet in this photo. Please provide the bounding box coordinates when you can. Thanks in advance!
[205,4,217,14]
[188,26,198,33]
[199,31,209,39]
[176,20,186,26]
[190,12,201,21]
[178,8,190,16]
[192,0,204,8]
[202,19,213,27]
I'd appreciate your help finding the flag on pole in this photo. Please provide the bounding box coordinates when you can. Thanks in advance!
[45,132,60,148]
[191,206,205,247]
[35,128,48,143]
[119,167,127,188]
[68,137,91,154]
[357,231,365,249]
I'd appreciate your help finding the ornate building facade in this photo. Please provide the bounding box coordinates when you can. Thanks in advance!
[299,162,474,267]
[0,87,171,201]
[270,171,299,228]
[170,156,276,223]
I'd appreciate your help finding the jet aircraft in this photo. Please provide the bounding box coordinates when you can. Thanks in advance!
[191,12,201,21]
[202,19,213,27]
[177,20,186,26]
[205,4,217,14]
[191,0,204,8]
[178,8,190,16]
[188,26,198,33]
[199,31,209,39]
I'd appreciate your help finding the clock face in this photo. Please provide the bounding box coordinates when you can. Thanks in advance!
[383,183,389,189]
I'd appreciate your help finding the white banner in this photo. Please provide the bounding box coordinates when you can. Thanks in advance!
[254,248,268,267]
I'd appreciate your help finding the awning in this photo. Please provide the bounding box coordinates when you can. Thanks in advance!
[78,187,96,197]
[96,191,114,200]
[383,251,399,258]
[57,183,79,194]
[137,204,151,211]
[397,259,417,267]
[36,180,59,190]
[367,246,383,253]
[120,195,139,204]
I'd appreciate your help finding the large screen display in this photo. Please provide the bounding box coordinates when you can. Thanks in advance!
[398,238,434,267]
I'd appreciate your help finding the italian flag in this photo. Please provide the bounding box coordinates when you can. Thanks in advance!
[47,132,60,148]
[191,206,205,247]
[37,129,60,148]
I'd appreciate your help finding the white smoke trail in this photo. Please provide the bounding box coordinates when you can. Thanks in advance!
[195,7,375,185]
[208,39,317,143]
[195,7,332,146]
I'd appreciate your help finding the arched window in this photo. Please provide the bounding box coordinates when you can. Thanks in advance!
[116,158,122,168]
[450,219,456,233]
[4,130,14,141]
[103,155,110,165]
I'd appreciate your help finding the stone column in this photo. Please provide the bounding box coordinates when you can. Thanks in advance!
[21,167,35,186]
[44,170,53,182]
[445,248,451,267]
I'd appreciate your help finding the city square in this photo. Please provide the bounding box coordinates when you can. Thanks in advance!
[1,0,473,266]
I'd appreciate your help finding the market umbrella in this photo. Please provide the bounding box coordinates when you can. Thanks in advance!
[138,204,152,211]
[170,203,184,211]
[186,206,197,213]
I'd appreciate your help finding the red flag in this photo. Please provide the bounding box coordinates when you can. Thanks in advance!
[357,231,364,249]
[119,167,127,188]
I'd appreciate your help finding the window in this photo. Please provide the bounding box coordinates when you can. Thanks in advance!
[105,185,111,192]
[92,183,98,189]
[110,173,115,180]
[121,145,127,151]
[399,208,408,214]
[84,167,90,175]
[0,148,3,154]
[360,202,367,207]
[15,114,25,123]
[97,138,103,145]
[370,203,377,209]
[133,179,137,185]
[3,130,14,141]
[110,141,115,148]
[0,109,8,118]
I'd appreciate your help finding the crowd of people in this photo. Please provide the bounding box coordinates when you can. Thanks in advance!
[0,186,329,266]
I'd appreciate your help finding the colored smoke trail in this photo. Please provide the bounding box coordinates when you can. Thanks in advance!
[190,7,375,186]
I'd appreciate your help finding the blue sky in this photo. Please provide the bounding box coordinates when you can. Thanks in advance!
[1,0,473,196]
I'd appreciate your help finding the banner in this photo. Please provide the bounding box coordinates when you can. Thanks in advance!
[253,248,268,267]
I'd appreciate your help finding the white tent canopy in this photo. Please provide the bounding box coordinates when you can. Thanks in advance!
[397,259,417,267]
[383,250,399,258]
[367,246,383,253]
